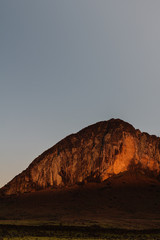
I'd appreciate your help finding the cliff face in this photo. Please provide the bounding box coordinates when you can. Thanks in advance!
[1,118,160,195]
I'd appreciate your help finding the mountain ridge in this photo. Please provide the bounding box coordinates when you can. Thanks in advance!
[1,118,160,195]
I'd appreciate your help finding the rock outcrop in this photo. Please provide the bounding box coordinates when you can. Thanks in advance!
[1,118,160,195]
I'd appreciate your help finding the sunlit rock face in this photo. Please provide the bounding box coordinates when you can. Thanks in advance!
[1,118,160,195]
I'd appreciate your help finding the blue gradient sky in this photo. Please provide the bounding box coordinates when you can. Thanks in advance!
[1,0,160,187]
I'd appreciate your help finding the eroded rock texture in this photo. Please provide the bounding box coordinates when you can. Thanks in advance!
[1,118,160,195]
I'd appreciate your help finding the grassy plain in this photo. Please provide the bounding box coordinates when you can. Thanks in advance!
[1,224,160,240]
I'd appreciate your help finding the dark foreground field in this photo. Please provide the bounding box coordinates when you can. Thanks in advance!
[1,174,160,228]
[1,173,160,239]
[1,224,160,240]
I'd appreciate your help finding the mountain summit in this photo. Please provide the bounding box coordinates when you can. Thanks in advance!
[1,118,160,195]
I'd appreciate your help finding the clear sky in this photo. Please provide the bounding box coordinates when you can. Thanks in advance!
[1,0,160,187]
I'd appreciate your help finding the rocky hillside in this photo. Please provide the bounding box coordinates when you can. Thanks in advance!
[1,118,160,195]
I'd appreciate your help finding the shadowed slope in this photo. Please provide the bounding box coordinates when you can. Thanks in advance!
[1,171,160,229]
